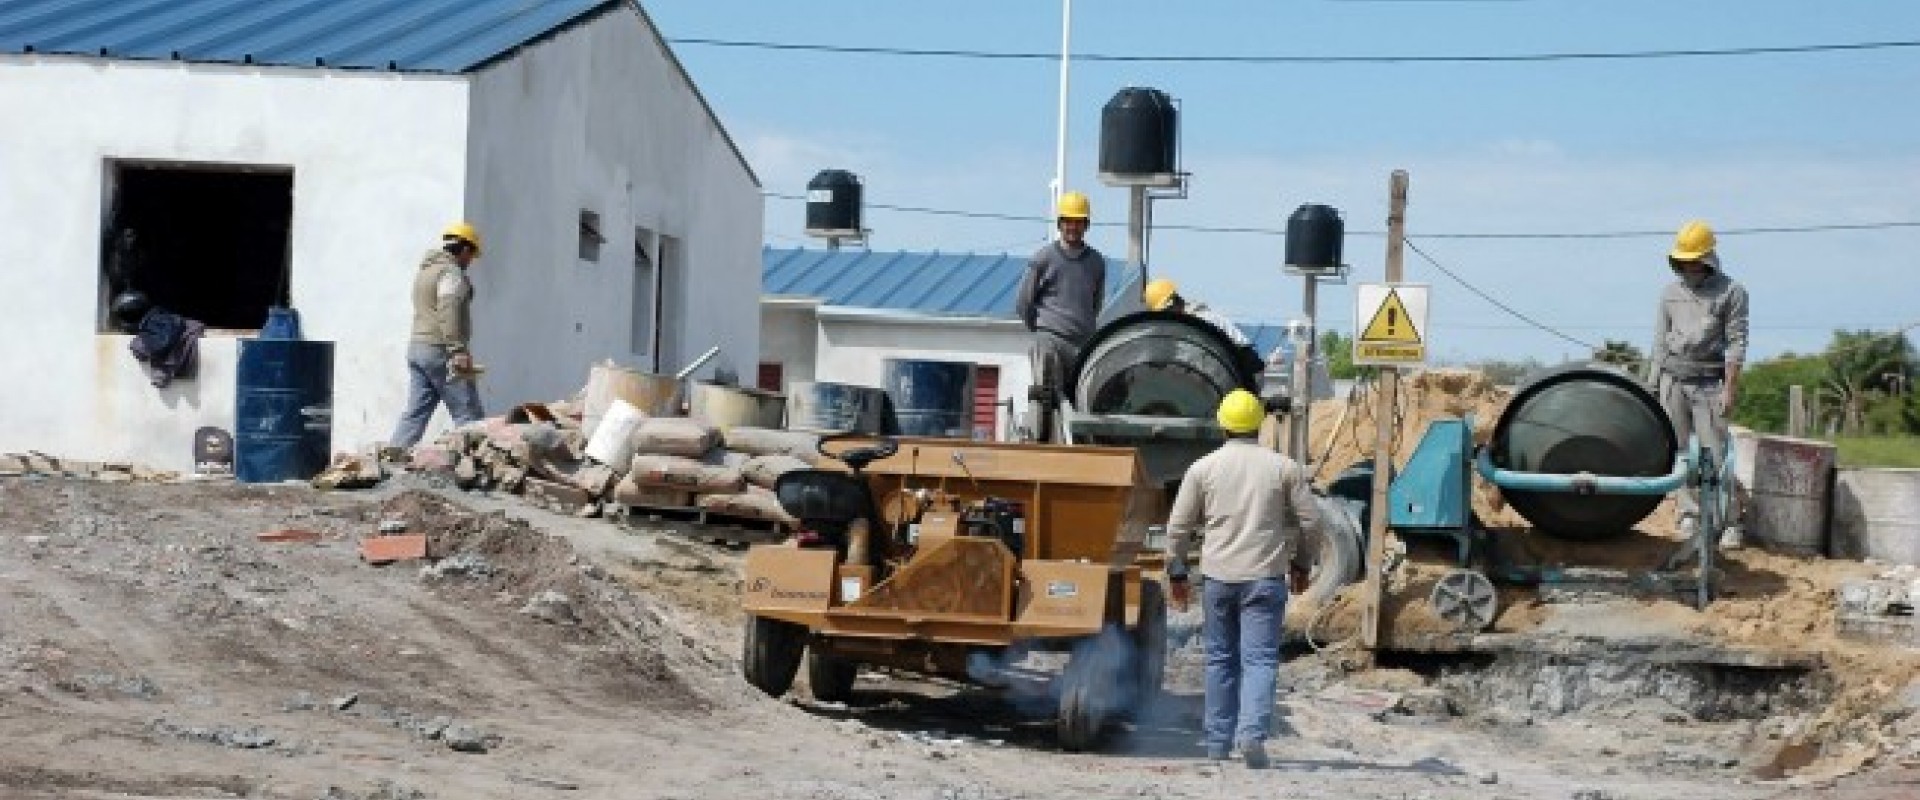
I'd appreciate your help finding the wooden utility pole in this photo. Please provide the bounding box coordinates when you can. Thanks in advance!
[1360,170,1409,654]
[1788,385,1807,438]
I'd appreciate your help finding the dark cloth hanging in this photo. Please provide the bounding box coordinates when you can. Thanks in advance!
[128,308,206,388]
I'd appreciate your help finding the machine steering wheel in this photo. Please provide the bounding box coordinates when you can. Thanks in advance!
[817,431,900,474]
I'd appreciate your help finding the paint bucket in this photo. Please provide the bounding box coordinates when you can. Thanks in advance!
[585,399,645,467]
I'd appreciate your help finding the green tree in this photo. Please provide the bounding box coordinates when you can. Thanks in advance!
[1319,330,1364,379]
[1819,330,1916,435]
[1728,354,1825,433]
[1466,358,1546,387]
[1592,340,1646,373]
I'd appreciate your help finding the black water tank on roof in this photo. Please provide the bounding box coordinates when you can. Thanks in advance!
[805,169,863,235]
[1099,87,1178,179]
[1285,204,1345,271]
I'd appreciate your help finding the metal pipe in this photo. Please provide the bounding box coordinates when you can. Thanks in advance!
[1474,441,1694,496]
[675,346,722,380]
[1050,0,1073,240]
[1128,185,1147,292]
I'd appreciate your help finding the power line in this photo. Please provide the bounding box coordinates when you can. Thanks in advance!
[1403,237,1598,351]
[761,191,1920,240]
[671,36,1920,65]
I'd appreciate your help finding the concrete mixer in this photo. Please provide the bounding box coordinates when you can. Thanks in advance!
[1328,364,1737,627]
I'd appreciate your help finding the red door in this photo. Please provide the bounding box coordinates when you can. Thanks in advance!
[972,364,1000,441]
[757,362,783,392]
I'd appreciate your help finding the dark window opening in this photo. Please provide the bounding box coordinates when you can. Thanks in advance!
[101,163,292,332]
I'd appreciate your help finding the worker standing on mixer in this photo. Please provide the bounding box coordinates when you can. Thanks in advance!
[1015,191,1107,442]
[1647,220,1750,549]
[1165,389,1319,767]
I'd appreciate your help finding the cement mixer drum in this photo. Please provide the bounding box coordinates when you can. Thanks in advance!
[1489,364,1678,540]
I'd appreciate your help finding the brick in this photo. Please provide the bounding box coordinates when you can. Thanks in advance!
[524,477,590,514]
[360,534,429,564]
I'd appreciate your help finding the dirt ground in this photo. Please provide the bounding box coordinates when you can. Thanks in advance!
[3,473,1918,800]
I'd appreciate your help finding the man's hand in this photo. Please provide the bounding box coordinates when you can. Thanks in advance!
[1168,577,1191,612]
[449,351,475,373]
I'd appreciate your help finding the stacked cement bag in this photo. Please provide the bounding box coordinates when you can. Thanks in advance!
[723,427,821,464]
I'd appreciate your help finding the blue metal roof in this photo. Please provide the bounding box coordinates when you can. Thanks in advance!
[0,0,615,73]
[764,245,1142,320]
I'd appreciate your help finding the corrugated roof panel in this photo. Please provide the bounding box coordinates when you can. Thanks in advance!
[0,0,609,72]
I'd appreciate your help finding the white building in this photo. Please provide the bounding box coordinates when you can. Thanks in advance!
[759,246,1300,440]
[0,0,762,471]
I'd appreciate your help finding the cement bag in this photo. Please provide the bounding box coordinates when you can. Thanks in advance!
[586,399,646,467]
[627,454,745,494]
[698,486,796,524]
[721,427,820,463]
[612,475,692,507]
[631,417,719,459]
[741,454,811,489]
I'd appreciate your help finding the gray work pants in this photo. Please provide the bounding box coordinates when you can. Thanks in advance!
[1027,331,1079,442]
[1658,373,1727,517]
[390,343,484,448]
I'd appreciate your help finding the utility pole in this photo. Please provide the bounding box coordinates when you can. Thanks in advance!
[1361,170,1409,655]
[1788,384,1807,438]
[1049,0,1073,240]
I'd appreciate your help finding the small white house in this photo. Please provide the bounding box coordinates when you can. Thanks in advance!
[0,0,762,471]
[759,246,1297,440]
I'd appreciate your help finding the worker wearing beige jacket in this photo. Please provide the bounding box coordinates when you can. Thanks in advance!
[1166,389,1319,767]
[390,222,485,449]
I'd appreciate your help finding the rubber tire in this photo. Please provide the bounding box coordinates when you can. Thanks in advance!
[743,616,806,698]
[1132,580,1169,712]
[1303,495,1363,605]
[806,650,859,703]
[1055,651,1106,752]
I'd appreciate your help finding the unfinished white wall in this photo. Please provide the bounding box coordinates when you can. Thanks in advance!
[0,56,469,471]
[814,314,1034,435]
[758,303,821,391]
[465,7,762,408]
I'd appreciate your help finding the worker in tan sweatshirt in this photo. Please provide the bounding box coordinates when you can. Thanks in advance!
[1165,389,1319,768]
[390,222,485,449]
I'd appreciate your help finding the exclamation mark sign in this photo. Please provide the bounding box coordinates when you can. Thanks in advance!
[1387,307,1398,336]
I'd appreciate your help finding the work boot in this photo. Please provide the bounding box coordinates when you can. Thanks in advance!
[1238,740,1270,769]
[1205,745,1230,762]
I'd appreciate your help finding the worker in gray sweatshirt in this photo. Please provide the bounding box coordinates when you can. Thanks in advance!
[1015,190,1107,442]
[1647,220,1750,549]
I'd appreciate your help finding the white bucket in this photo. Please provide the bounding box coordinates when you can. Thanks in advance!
[585,399,645,467]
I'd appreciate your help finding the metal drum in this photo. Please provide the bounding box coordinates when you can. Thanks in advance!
[234,339,333,483]
[1488,364,1677,539]
[787,381,887,434]
[882,359,975,438]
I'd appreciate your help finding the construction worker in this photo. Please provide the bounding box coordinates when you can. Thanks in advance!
[390,222,486,450]
[1647,220,1749,549]
[1144,277,1252,348]
[1015,191,1107,442]
[1165,389,1319,767]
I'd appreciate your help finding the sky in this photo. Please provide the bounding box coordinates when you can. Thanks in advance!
[645,0,1920,365]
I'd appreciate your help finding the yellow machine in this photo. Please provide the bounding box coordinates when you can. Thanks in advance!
[740,434,1168,750]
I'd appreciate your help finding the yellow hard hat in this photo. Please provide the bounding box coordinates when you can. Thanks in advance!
[1669,220,1715,261]
[1216,389,1265,434]
[1143,278,1179,311]
[442,221,482,255]
[1056,191,1091,221]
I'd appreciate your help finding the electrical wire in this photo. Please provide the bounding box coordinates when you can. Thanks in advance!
[763,192,1920,241]
[671,36,1920,65]
[1403,237,1599,351]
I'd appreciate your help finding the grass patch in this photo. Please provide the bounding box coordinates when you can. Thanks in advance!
[1830,436,1920,468]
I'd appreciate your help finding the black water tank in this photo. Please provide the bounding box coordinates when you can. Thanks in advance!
[805,169,862,235]
[1489,364,1678,540]
[1285,204,1344,271]
[1099,87,1178,179]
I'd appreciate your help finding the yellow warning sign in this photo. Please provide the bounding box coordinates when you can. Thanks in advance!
[1359,289,1422,344]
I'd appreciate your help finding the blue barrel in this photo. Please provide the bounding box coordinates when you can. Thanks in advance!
[786,381,887,434]
[235,339,334,483]
[883,359,975,438]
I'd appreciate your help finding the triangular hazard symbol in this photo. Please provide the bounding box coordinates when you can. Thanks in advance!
[1360,290,1422,343]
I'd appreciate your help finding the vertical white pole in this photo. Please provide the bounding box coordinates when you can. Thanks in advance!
[1050,0,1073,240]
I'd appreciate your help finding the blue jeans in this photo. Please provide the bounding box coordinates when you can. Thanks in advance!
[390,343,484,448]
[1202,577,1288,751]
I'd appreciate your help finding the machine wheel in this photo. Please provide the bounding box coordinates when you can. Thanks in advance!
[1132,580,1169,711]
[1429,569,1499,632]
[806,649,859,703]
[743,615,807,697]
[1055,650,1107,752]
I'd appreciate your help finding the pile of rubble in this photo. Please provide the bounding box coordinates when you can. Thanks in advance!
[380,400,822,530]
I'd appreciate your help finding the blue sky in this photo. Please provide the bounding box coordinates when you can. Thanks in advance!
[647,1,1920,364]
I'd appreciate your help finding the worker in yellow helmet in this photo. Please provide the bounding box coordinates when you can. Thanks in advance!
[1648,220,1750,550]
[391,222,486,450]
[1145,277,1252,348]
[1015,191,1108,442]
[1165,389,1319,767]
